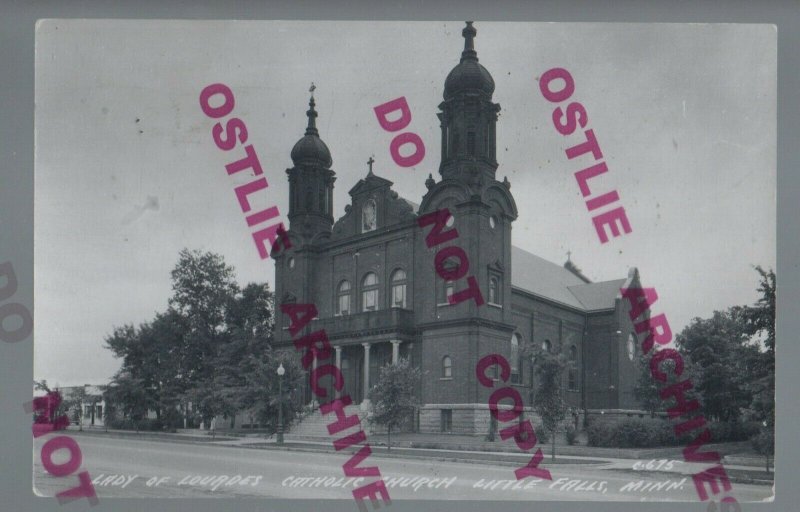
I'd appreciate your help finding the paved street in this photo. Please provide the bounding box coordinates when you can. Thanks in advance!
[33,433,774,502]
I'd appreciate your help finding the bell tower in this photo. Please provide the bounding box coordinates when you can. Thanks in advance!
[416,22,520,410]
[438,21,501,186]
[286,85,336,242]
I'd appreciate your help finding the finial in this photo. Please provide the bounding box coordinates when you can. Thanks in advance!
[425,173,435,190]
[461,21,478,62]
[502,176,510,189]
[367,155,375,176]
[305,84,319,136]
[566,250,572,262]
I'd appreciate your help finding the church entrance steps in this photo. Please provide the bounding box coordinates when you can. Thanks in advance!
[288,401,366,437]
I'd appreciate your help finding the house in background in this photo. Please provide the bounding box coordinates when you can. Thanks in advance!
[52,384,107,428]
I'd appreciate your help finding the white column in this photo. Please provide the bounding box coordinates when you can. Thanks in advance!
[391,340,401,364]
[362,342,371,406]
[335,346,342,399]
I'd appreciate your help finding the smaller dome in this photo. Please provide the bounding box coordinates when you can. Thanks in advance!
[291,135,332,167]
[443,22,495,99]
[290,95,332,168]
[444,60,495,99]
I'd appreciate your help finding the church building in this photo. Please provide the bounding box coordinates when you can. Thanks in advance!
[274,22,642,434]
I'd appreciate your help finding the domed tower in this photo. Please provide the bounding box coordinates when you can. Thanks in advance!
[416,23,518,411]
[286,88,336,243]
[438,21,501,185]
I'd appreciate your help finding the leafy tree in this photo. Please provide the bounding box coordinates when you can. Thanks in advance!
[103,371,149,432]
[245,349,304,433]
[63,386,90,431]
[212,283,276,428]
[675,310,753,422]
[168,249,239,424]
[32,380,70,424]
[752,425,774,473]
[103,250,281,431]
[368,358,421,450]
[532,351,568,460]
[738,267,776,429]
[633,349,703,417]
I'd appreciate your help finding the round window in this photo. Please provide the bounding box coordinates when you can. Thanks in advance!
[627,333,636,361]
[288,257,295,269]
[489,215,497,229]
[446,214,455,228]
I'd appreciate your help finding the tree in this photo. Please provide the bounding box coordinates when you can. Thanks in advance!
[103,371,149,432]
[33,380,70,424]
[245,349,304,433]
[675,310,753,422]
[532,352,568,461]
[212,283,276,428]
[752,425,774,473]
[63,386,90,431]
[633,349,703,417]
[739,267,776,429]
[368,358,421,451]
[168,249,239,425]
[103,250,280,431]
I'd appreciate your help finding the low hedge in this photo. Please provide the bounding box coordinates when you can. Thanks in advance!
[107,417,178,432]
[586,417,756,448]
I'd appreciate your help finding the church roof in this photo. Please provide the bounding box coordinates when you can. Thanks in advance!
[568,279,627,311]
[511,245,623,312]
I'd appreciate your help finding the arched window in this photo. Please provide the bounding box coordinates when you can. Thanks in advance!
[442,356,452,378]
[568,345,578,391]
[511,333,521,384]
[543,339,552,353]
[391,269,407,308]
[444,280,454,304]
[362,199,377,233]
[361,272,379,312]
[336,280,351,316]
[467,130,476,156]
[488,277,499,304]
[305,187,313,211]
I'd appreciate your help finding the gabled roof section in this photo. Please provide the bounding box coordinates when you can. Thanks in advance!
[348,171,393,196]
[568,279,626,312]
[511,246,625,312]
[511,246,587,309]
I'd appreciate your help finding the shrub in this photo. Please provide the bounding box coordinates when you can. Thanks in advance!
[588,417,688,448]
[107,417,168,431]
[587,421,616,447]
[751,428,774,456]
[565,424,578,445]
[708,420,761,443]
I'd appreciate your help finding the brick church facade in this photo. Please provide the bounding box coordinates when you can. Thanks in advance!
[274,22,642,434]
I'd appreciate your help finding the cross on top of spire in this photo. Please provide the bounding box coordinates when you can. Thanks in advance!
[367,155,375,175]
[461,21,478,62]
[305,83,318,136]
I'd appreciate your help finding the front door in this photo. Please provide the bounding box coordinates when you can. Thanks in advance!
[341,346,363,404]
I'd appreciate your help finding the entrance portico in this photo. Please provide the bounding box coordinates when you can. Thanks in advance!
[326,339,410,405]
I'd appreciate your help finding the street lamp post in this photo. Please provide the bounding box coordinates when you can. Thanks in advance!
[276,363,285,445]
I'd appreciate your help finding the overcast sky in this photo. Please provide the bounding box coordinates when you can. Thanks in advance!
[34,20,775,387]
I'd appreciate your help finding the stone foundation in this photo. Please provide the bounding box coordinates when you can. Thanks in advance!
[419,403,545,436]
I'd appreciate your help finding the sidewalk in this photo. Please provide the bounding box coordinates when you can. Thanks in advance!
[69,426,772,478]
